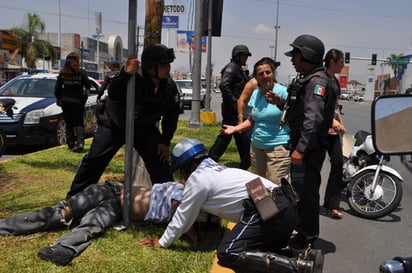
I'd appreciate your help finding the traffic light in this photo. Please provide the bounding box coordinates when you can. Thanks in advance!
[345,52,350,64]
[372,53,377,65]
[201,0,224,37]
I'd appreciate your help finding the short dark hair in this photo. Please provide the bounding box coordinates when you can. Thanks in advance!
[252,57,279,82]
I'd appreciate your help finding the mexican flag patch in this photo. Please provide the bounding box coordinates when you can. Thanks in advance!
[313,85,325,96]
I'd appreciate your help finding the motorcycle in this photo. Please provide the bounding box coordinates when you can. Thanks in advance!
[343,130,404,219]
[0,98,16,157]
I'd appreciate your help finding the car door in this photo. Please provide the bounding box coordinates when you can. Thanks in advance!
[83,78,99,133]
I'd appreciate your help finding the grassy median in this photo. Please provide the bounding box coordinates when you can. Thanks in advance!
[0,120,241,273]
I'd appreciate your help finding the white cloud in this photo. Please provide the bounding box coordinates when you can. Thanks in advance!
[254,24,273,34]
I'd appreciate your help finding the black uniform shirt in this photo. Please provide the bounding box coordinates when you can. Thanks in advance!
[219,61,249,104]
[288,68,336,154]
[107,69,180,146]
[54,69,91,103]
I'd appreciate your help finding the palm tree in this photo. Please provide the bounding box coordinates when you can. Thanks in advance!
[386,53,405,94]
[12,13,54,68]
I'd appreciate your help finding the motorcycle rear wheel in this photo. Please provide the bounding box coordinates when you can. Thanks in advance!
[347,170,403,219]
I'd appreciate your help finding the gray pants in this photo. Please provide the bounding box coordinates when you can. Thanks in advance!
[57,182,122,255]
[0,182,122,256]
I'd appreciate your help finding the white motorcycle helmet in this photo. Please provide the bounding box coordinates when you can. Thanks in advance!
[171,138,208,171]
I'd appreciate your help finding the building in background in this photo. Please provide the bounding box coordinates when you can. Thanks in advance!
[0,29,126,80]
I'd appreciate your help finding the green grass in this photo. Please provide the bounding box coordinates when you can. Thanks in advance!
[0,120,241,273]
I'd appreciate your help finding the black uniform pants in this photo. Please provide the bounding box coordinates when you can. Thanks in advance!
[290,147,326,243]
[61,100,85,144]
[209,103,251,170]
[323,134,345,209]
[217,195,297,272]
[67,117,173,199]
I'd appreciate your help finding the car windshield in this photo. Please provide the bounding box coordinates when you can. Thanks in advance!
[0,78,56,98]
[176,81,192,89]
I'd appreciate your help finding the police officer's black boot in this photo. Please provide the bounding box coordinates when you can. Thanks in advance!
[234,251,321,273]
[280,245,324,273]
[71,126,84,152]
[0,206,68,236]
[66,129,75,150]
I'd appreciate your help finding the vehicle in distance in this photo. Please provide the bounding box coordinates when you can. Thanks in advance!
[353,94,364,102]
[340,90,351,100]
[174,79,206,109]
[0,73,100,151]
[172,80,185,114]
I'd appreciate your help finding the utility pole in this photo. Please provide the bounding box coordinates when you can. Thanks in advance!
[58,0,61,68]
[92,12,104,79]
[205,0,213,110]
[123,0,137,228]
[188,0,204,128]
[274,0,280,62]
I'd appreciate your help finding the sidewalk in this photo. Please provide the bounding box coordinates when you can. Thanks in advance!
[209,222,235,273]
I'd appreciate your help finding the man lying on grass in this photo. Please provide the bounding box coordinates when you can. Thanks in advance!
[0,180,197,266]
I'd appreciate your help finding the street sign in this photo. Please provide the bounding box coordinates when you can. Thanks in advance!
[162,15,179,28]
[389,58,410,65]
[164,4,185,14]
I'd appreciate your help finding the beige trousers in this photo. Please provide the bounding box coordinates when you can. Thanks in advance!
[250,144,291,185]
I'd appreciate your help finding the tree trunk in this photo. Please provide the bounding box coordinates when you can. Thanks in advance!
[144,0,164,46]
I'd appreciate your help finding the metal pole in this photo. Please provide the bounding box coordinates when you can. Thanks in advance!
[80,41,84,68]
[274,0,280,62]
[123,0,138,227]
[188,0,203,128]
[96,36,100,77]
[205,0,213,110]
[58,0,61,68]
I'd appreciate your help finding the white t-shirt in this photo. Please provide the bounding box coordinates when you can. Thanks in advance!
[158,158,279,248]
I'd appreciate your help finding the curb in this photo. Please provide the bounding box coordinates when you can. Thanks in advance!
[209,222,235,273]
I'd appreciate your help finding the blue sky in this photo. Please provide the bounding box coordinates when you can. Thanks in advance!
[1,0,411,84]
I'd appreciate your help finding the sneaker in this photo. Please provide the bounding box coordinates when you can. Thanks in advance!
[329,209,343,219]
[38,244,75,266]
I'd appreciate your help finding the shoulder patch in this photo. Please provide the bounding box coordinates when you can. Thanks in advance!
[313,85,326,97]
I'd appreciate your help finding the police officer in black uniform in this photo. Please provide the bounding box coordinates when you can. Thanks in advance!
[95,61,121,116]
[281,34,337,249]
[208,45,252,170]
[66,44,181,199]
[54,52,91,152]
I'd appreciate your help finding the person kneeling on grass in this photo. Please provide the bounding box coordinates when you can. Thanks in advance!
[0,180,196,266]
[140,138,324,273]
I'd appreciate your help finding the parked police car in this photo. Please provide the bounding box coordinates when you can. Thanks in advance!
[0,73,100,153]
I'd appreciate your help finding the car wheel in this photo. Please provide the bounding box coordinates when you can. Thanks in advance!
[54,119,67,146]
[0,129,6,157]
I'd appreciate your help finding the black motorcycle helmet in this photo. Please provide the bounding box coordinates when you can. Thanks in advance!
[284,34,324,64]
[231,45,252,58]
[141,44,175,71]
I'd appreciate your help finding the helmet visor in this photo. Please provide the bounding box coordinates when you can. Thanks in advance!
[285,48,300,57]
